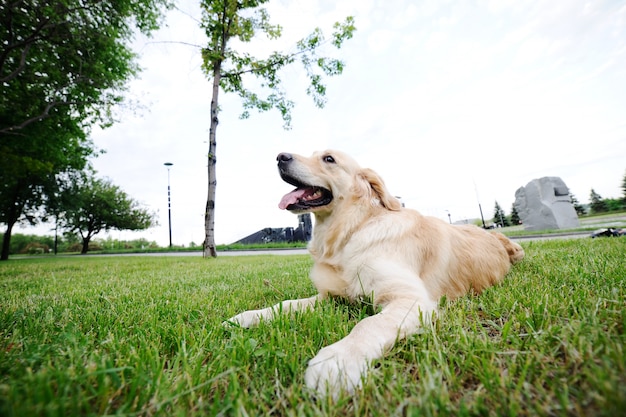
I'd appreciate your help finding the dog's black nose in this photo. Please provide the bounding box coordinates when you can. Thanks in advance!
[277,153,293,164]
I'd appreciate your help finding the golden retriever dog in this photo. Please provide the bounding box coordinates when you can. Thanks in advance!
[226,150,524,398]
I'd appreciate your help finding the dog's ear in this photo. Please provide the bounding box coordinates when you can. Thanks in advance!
[354,168,402,211]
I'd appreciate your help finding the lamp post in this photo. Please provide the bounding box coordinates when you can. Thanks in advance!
[473,180,487,229]
[478,203,486,228]
[164,162,173,248]
[446,210,452,224]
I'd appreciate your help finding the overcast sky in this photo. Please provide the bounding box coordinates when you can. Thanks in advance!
[21,0,626,246]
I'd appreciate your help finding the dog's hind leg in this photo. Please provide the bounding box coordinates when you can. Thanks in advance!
[492,232,525,264]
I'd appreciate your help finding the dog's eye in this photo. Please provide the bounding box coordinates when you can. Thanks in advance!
[323,155,335,164]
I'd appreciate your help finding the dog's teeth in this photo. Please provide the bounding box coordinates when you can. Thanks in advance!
[301,190,319,201]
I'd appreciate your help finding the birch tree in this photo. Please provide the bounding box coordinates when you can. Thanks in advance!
[199,0,355,257]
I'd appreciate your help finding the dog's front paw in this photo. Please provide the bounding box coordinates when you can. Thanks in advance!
[222,310,262,328]
[304,341,369,398]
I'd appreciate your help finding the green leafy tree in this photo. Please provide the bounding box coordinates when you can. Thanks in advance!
[0,0,169,260]
[510,203,520,225]
[59,175,157,254]
[569,193,586,216]
[199,0,355,257]
[492,201,510,227]
[604,198,624,212]
[589,189,608,214]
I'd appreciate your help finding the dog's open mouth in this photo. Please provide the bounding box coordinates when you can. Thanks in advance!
[278,174,333,211]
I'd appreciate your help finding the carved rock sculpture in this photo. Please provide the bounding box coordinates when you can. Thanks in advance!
[514,177,580,231]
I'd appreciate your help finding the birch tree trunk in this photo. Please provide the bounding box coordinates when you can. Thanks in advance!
[198,4,354,258]
[203,60,221,258]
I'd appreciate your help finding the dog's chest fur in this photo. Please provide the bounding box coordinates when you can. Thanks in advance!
[307,243,394,302]
[306,212,411,301]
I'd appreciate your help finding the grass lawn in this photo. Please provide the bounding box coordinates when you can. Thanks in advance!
[1,238,624,416]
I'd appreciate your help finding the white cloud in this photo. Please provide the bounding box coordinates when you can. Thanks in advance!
[367,29,397,54]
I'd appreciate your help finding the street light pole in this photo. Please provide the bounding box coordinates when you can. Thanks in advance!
[478,203,486,229]
[473,180,487,229]
[164,162,173,248]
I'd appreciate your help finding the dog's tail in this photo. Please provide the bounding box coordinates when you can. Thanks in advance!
[493,233,525,265]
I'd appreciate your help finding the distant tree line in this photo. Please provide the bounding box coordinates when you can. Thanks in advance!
[1,173,157,257]
[491,169,626,226]
[582,168,626,215]
[588,189,625,214]
[1,233,160,256]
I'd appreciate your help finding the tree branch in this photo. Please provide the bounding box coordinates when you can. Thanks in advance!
[0,96,92,135]
[1,70,116,135]
[142,40,205,50]
[0,16,57,83]
[220,40,324,79]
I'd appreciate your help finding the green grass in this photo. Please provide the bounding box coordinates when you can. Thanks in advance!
[1,238,624,416]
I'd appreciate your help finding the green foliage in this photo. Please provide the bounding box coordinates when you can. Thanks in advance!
[2,233,162,255]
[510,203,521,225]
[58,175,156,254]
[3,233,54,255]
[297,19,354,111]
[569,193,586,216]
[0,238,624,415]
[0,0,171,129]
[0,233,306,256]
[200,0,355,128]
[0,0,170,260]
[1,0,170,136]
[604,197,626,212]
[492,200,510,227]
[589,188,609,214]
[586,183,626,215]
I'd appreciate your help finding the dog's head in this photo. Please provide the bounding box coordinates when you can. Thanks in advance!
[277,150,402,215]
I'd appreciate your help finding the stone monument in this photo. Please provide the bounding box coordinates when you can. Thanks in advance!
[514,177,580,231]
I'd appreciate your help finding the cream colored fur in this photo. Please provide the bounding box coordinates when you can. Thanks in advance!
[225,150,524,398]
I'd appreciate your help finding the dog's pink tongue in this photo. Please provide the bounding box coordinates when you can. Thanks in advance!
[279,189,306,210]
